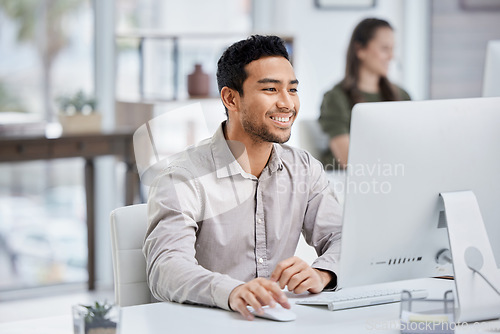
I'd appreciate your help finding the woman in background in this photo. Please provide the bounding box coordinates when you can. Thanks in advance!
[318,18,410,169]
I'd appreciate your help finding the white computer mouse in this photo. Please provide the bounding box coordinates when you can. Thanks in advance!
[247,305,297,322]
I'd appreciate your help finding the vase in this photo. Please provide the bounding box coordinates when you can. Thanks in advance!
[187,64,210,98]
[72,304,120,334]
[59,113,102,134]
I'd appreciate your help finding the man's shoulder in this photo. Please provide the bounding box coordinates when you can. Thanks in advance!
[160,137,215,176]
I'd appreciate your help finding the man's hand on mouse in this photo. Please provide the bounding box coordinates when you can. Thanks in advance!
[270,256,332,294]
[229,256,332,320]
[229,277,290,321]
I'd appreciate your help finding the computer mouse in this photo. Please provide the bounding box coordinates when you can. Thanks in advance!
[247,305,297,322]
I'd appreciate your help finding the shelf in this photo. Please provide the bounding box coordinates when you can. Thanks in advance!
[115,31,245,40]
[115,32,294,102]
[116,96,220,104]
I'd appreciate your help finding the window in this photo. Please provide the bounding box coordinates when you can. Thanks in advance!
[0,0,94,294]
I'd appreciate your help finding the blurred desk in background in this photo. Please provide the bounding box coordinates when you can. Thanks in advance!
[0,130,137,290]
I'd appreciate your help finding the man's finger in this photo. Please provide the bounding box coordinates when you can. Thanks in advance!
[234,298,254,321]
[249,283,276,308]
[287,270,309,291]
[293,277,315,294]
[270,257,297,282]
[276,261,305,289]
[261,281,290,309]
[241,289,264,314]
[266,281,288,303]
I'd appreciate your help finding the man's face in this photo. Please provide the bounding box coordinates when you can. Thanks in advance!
[237,56,300,144]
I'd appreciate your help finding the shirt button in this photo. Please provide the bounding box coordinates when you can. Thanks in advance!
[258,219,263,224]
[258,258,264,264]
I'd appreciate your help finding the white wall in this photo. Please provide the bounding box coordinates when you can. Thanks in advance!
[159,0,251,33]
[402,0,430,101]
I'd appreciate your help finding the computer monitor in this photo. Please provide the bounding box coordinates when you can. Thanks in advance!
[337,97,500,322]
[482,40,500,97]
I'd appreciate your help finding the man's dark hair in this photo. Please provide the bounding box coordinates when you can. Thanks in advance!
[216,35,289,114]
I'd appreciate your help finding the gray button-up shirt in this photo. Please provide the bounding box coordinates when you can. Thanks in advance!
[143,122,342,310]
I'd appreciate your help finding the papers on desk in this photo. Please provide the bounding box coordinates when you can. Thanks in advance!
[400,310,454,334]
[400,290,455,334]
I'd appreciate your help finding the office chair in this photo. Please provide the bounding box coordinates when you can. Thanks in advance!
[110,204,152,307]
[297,119,330,162]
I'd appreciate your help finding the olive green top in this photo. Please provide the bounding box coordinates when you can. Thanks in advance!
[318,82,411,168]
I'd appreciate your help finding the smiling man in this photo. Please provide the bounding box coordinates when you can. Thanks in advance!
[143,35,342,321]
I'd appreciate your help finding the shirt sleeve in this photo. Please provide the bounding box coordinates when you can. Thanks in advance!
[301,155,343,283]
[143,166,244,310]
[318,87,351,139]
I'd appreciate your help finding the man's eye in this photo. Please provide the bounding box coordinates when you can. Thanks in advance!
[263,88,276,92]
[290,88,298,93]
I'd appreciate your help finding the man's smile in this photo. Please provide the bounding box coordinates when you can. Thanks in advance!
[269,112,295,127]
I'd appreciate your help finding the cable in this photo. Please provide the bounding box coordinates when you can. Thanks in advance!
[464,246,500,296]
[468,268,500,296]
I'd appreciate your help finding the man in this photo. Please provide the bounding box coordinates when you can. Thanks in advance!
[143,35,342,321]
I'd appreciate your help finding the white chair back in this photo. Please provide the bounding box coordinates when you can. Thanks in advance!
[110,204,152,307]
[297,119,329,161]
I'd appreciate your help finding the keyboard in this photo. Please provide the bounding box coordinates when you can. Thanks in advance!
[294,288,428,311]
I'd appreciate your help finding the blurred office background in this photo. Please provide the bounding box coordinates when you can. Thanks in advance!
[0,0,499,315]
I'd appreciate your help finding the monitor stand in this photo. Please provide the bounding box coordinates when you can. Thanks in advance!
[440,191,500,322]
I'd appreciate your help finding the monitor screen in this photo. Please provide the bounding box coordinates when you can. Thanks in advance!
[338,97,500,290]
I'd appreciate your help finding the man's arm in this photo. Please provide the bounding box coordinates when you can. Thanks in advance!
[302,156,343,286]
[143,167,244,310]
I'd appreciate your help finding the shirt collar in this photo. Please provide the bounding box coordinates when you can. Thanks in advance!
[210,121,284,179]
[211,122,246,178]
[266,144,284,174]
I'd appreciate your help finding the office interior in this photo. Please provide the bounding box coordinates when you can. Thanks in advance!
[1,0,500,327]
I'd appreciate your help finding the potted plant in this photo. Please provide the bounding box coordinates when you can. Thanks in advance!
[57,90,101,134]
[73,300,118,334]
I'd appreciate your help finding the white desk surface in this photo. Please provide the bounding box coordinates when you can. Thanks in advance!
[119,278,498,334]
[0,315,72,334]
[1,278,499,333]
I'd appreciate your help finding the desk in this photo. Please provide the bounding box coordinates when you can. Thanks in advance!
[0,130,137,290]
[1,279,499,333]
[0,315,72,334]
[119,278,498,333]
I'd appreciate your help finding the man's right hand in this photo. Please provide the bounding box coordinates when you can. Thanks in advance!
[228,277,290,320]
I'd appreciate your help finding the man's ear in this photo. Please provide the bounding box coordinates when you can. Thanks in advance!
[221,87,240,112]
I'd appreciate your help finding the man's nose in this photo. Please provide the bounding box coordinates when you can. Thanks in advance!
[277,91,295,110]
